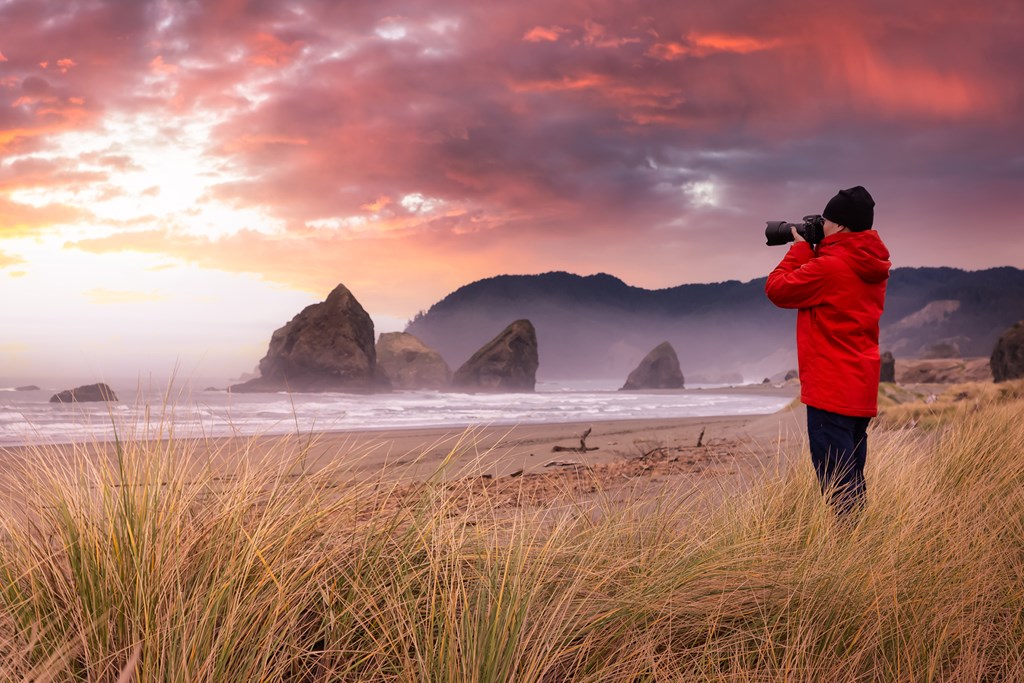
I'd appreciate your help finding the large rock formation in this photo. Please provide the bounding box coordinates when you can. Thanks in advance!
[231,283,389,393]
[451,320,539,392]
[991,321,1024,382]
[50,383,119,403]
[620,342,684,390]
[376,332,451,390]
[880,351,896,383]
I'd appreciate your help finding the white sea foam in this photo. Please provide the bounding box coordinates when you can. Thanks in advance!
[0,381,792,447]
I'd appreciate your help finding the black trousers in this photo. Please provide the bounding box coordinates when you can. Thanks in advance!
[806,405,870,516]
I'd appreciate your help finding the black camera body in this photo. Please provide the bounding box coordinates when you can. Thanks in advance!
[765,214,825,247]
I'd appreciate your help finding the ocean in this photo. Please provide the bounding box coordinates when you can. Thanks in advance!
[0,379,793,447]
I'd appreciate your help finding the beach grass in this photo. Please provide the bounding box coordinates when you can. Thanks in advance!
[2,381,1023,681]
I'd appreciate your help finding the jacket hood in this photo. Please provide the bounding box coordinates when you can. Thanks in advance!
[820,230,891,284]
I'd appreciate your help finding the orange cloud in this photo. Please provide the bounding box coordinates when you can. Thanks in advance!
[581,21,641,49]
[522,26,567,42]
[361,196,392,212]
[33,102,88,125]
[689,32,783,55]
[150,55,178,74]
[247,32,303,67]
[648,32,782,61]
[0,251,24,269]
[827,32,983,117]
[0,198,87,236]
[78,152,141,172]
[56,58,76,73]
[65,212,552,313]
[0,128,43,151]
[646,41,689,61]
[0,157,107,192]
[507,71,686,128]
[510,73,609,93]
[60,204,734,317]
[0,101,93,153]
[0,51,7,62]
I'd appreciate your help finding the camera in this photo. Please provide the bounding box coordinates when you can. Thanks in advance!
[765,214,825,246]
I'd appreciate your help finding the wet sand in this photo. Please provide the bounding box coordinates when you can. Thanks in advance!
[1,385,805,511]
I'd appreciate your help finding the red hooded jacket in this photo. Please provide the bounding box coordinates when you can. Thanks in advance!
[766,230,891,417]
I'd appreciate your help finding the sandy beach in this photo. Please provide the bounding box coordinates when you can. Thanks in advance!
[1,384,805,512]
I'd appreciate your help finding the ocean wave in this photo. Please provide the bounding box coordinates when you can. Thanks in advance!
[0,387,792,447]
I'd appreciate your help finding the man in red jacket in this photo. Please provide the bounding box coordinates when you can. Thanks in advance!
[766,186,891,516]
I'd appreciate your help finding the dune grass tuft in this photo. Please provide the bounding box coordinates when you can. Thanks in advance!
[2,384,1023,681]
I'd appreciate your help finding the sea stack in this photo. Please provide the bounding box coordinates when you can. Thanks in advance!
[991,321,1024,382]
[620,342,684,390]
[880,351,896,383]
[50,383,119,403]
[451,319,539,392]
[376,332,451,390]
[230,283,389,393]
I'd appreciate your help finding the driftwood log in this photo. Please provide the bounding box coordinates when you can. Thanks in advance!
[552,427,599,453]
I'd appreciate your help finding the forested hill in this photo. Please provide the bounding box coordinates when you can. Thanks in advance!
[405,268,1024,381]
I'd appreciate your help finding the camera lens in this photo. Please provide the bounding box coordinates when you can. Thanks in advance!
[765,221,795,246]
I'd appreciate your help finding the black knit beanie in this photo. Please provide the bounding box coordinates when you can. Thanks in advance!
[823,185,875,231]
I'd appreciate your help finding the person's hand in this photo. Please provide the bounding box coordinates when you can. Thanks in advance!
[791,226,806,243]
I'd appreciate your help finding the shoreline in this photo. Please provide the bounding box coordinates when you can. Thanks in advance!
[0,405,812,525]
[0,383,799,450]
[0,385,812,524]
[2,384,806,498]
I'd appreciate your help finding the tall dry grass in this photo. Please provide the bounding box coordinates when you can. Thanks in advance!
[1,382,1023,681]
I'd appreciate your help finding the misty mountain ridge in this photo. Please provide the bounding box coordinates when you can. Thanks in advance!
[405,267,1024,382]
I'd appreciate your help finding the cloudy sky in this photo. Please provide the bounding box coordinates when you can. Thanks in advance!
[1,0,1022,379]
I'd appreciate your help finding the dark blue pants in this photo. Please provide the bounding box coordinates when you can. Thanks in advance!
[806,405,870,516]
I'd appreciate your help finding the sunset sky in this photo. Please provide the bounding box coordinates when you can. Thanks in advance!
[2,0,1022,380]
